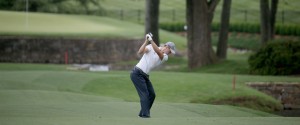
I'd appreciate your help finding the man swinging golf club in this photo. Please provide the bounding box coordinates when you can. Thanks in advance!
[130,33,176,118]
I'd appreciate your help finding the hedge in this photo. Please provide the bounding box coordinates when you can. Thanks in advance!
[248,41,300,75]
[160,22,300,36]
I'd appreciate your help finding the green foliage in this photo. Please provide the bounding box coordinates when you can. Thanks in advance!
[276,24,300,36]
[249,41,300,75]
[0,0,105,15]
[160,22,186,32]
[0,0,15,10]
[211,23,220,31]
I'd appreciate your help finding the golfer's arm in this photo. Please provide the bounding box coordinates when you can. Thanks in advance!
[150,40,164,60]
[137,40,148,56]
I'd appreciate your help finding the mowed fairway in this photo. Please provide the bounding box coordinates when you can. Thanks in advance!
[1,64,300,125]
[0,10,186,49]
[0,10,153,39]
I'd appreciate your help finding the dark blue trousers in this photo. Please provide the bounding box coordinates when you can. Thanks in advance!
[130,67,156,117]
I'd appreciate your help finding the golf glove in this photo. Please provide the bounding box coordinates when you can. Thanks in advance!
[146,33,153,42]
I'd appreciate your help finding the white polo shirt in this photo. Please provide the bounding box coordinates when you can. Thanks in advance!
[136,45,168,74]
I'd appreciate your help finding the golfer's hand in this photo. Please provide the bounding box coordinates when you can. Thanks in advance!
[146,33,153,42]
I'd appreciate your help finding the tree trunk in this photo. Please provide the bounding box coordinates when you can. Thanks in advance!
[186,0,219,69]
[270,0,278,40]
[145,0,160,45]
[217,0,231,60]
[260,0,271,46]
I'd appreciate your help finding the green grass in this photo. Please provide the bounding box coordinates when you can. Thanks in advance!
[98,0,299,11]
[2,0,299,24]
[0,11,140,38]
[1,63,300,124]
[0,89,288,125]
[0,10,186,49]
[212,33,261,50]
[216,0,300,24]
[162,50,251,75]
[98,0,300,24]
[1,10,298,51]
[187,54,250,74]
[0,63,66,71]
[211,32,300,51]
[98,0,186,10]
[2,63,300,112]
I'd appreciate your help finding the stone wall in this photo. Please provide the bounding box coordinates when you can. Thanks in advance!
[0,36,142,64]
[246,82,300,109]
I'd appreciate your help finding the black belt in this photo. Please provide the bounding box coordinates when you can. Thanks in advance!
[134,66,149,77]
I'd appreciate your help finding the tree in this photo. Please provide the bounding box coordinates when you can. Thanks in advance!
[260,0,279,45]
[217,0,232,60]
[0,0,104,15]
[270,0,279,39]
[76,0,101,14]
[145,0,160,45]
[0,0,16,10]
[260,0,271,45]
[186,0,219,69]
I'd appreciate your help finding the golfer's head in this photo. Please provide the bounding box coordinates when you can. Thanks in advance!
[163,42,176,55]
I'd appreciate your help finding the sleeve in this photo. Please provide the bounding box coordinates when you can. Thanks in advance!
[161,53,168,62]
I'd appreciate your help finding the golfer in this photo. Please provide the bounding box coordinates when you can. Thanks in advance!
[130,33,176,118]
